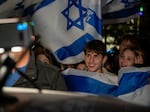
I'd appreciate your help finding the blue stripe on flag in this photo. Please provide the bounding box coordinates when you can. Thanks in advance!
[36,0,55,11]
[116,71,150,96]
[23,4,36,16]
[62,68,150,96]
[31,0,102,63]
[86,8,102,35]
[63,75,117,95]
[0,0,7,5]
[102,3,140,19]
[23,0,55,16]
[55,33,94,61]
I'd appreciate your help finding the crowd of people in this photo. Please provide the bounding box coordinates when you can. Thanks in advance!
[1,32,149,97]
[1,35,67,91]
[60,34,149,74]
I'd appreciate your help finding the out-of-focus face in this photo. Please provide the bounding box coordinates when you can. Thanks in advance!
[119,49,136,68]
[37,54,50,64]
[0,47,29,68]
[119,40,132,53]
[8,47,27,62]
[76,63,86,70]
[84,51,103,72]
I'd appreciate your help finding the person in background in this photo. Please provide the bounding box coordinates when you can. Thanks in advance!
[76,61,86,71]
[103,52,116,73]
[33,43,52,64]
[36,54,50,64]
[119,34,141,53]
[2,35,67,91]
[119,46,145,68]
[60,64,76,71]
[113,34,143,73]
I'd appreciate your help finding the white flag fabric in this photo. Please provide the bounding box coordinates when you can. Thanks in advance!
[0,0,109,64]
[32,0,104,64]
[102,0,141,24]
[62,67,150,106]
[0,0,140,64]
[118,67,150,106]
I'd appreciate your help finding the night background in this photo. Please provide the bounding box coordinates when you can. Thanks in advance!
[102,0,150,66]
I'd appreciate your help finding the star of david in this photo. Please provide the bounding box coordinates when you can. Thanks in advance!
[61,0,87,30]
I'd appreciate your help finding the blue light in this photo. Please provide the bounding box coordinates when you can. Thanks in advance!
[17,22,28,31]
[107,50,115,54]
[139,12,143,16]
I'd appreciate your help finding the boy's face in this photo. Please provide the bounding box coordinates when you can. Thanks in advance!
[84,50,103,72]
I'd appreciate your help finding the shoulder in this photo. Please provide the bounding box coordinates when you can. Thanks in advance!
[102,68,117,76]
[36,60,60,72]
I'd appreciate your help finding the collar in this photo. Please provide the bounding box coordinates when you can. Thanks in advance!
[15,52,37,85]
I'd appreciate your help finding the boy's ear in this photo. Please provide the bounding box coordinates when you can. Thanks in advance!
[102,55,108,66]
[31,35,35,41]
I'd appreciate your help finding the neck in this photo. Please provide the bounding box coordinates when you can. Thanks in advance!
[97,68,103,73]
[16,50,30,68]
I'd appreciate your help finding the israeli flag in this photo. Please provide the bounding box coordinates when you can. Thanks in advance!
[118,67,150,106]
[31,0,108,64]
[62,68,118,95]
[62,67,150,106]
[102,0,141,24]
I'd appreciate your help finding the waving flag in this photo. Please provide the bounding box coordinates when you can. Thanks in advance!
[102,0,141,24]
[0,0,141,64]
[31,0,109,64]
[62,67,150,106]
[0,0,110,64]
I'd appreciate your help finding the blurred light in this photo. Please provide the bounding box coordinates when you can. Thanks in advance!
[130,19,134,24]
[11,46,24,52]
[17,22,28,31]
[116,45,119,50]
[0,48,5,54]
[139,12,143,16]
[140,6,144,16]
[107,36,115,43]
[29,21,34,26]
[0,66,7,79]
[107,50,114,54]
[140,6,144,12]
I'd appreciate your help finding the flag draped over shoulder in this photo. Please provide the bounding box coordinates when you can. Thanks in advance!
[62,67,150,106]
[117,67,150,106]
[31,0,105,64]
[102,0,141,24]
[62,68,118,95]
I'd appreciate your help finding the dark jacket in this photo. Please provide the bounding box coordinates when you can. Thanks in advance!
[13,53,67,91]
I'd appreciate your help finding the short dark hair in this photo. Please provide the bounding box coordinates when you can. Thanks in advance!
[84,40,106,56]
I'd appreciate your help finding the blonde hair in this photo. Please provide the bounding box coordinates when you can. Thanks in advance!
[120,47,145,65]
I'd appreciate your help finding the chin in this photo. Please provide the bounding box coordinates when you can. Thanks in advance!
[88,68,96,72]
